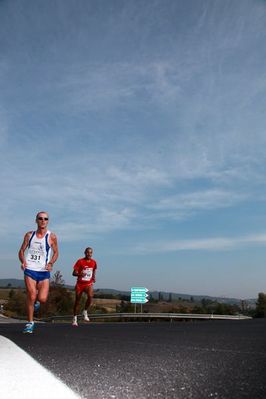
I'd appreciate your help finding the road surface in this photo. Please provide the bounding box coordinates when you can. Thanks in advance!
[1,319,266,398]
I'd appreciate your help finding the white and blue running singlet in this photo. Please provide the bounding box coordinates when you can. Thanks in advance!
[25,231,51,271]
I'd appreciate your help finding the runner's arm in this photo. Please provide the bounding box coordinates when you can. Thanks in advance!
[46,233,59,271]
[18,232,31,270]
[92,262,97,283]
[72,260,81,277]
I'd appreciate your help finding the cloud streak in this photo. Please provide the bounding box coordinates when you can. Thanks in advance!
[151,189,248,212]
[135,233,266,254]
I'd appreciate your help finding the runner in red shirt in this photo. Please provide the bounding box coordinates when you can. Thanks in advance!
[72,247,97,326]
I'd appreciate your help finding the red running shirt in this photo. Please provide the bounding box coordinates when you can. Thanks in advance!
[73,258,97,285]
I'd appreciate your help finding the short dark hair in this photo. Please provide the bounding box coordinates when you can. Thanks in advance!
[84,247,93,253]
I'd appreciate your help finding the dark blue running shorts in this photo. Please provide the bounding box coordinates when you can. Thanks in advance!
[24,269,50,282]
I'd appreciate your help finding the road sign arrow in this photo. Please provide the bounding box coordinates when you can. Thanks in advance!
[131,287,149,293]
[131,298,149,304]
[130,292,149,297]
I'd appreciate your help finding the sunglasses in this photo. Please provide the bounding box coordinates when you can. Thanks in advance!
[38,217,49,221]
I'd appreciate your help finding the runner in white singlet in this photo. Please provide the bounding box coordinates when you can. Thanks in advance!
[18,211,59,333]
[26,230,52,271]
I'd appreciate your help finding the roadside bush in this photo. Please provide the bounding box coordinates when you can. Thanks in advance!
[5,288,27,317]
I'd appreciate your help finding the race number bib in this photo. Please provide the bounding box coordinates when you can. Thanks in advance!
[27,247,45,265]
[81,267,93,281]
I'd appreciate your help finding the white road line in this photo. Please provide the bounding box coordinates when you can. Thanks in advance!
[0,335,81,399]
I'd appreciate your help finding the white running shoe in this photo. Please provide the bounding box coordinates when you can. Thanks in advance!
[72,316,78,327]
[83,310,90,322]
[23,322,35,334]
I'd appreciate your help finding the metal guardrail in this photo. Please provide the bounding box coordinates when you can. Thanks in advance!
[44,312,252,322]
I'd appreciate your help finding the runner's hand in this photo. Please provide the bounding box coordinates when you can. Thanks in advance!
[45,263,53,271]
[21,262,27,270]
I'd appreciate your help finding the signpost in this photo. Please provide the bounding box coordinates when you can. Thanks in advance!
[131,287,149,312]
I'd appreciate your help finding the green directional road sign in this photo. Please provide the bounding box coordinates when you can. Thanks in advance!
[131,287,149,304]
[131,287,148,293]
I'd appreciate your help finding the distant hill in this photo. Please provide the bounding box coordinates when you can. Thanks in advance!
[95,288,256,306]
[0,279,25,288]
[0,278,75,290]
[0,278,256,306]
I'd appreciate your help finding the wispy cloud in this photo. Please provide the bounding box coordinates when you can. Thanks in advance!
[54,207,135,242]
[135,233,266,254]
[56,61,186,115]
[0,142,262,241]
[151,189,248,212]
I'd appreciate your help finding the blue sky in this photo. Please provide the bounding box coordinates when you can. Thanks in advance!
[0,0,266,299]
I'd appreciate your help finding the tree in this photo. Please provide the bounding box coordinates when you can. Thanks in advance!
[51,270,65,287]
[255,292,266,318]
[41,270,73,317]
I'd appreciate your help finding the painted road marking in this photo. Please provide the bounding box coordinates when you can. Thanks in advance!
[0,335,81,399]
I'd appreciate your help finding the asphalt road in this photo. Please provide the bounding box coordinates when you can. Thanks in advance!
[1,319,266,399]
